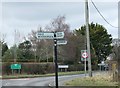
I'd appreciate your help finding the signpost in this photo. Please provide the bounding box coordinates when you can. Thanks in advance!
[81,50,88,61]
[54,33,58,88]
[82,52,88,59]
[36,31,66,88]
[56,32,64,39]
[11,64,21,74]
[58,65,69,72]
[11,64,21,69]
[37,32,54,39]
[81,50,88,76]
[57,40,67,45]
[36,32,64,39]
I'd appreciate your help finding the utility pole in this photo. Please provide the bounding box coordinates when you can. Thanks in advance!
[85,0,92,77]
[0,33,2,88]
[0,34,2,62]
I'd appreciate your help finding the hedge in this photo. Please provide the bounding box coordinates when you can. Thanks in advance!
[2,62,55,75]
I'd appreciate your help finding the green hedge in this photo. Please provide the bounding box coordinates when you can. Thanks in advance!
[2,62,94,75]
[2,62,55,75]
[68,64,84,71]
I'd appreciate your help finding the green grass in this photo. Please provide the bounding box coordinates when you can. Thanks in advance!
[2,71,85,79]
[65,73,118,87]
[58,71,85,76]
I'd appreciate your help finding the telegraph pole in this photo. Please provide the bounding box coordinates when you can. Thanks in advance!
[0,34,2,88]
[0,34,2,62]
[85,0,92,77]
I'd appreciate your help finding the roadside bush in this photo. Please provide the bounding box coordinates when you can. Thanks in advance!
[68,64,84,71]
[2,62,11,75]
[2,62,55,75]
[45,63,55,73]
[63,60,74,65]
[92,65,99,70]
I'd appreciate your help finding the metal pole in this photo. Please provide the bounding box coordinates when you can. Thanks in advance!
[54,33,58,88]
[84,56,87,76]
[85,0,92,77]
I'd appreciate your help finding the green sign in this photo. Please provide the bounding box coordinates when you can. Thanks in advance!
[11,64,21,69]
[81,58,88,61]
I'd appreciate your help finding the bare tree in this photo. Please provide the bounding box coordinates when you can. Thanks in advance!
[45,16,85,64]
[28,16,85,64]
[45,16,70,33]
[28,27,53,62]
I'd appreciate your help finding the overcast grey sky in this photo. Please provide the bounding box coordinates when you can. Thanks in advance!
[0,0,119,47]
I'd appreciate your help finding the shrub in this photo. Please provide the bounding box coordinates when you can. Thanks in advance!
[2,62,55,75]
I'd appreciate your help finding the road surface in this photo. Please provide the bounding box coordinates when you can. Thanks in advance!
[2,74,86,87]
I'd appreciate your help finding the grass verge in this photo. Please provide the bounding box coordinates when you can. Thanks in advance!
[2,71,85,79]
[65,73,118,87]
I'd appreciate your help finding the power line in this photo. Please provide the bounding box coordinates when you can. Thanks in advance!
[91,0,118,28]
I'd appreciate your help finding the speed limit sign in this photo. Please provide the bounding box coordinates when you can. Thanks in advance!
[82,52,88,58]
[81,50,88,61]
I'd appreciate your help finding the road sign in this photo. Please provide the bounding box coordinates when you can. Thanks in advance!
[82,52,88,58]
[11,64,21,69]
[81,50,88,61]
[37,32,54,39]
[57,40,67,45]
[58,65,69,68]
[36,32,64,39]
[56,32,64,39]
[81,50,88,77]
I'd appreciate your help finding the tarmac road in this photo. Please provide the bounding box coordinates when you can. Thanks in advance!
[2,74,86,87]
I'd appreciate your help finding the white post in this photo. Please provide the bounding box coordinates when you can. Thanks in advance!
[84,57,87,76]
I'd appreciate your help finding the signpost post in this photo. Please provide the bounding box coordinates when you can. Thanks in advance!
[36,31,66,88]
[54,33,58,88]
[37,32,54,39]
[56,32,64,39]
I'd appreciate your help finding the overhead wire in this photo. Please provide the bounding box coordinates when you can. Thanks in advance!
[91,0,118,28]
